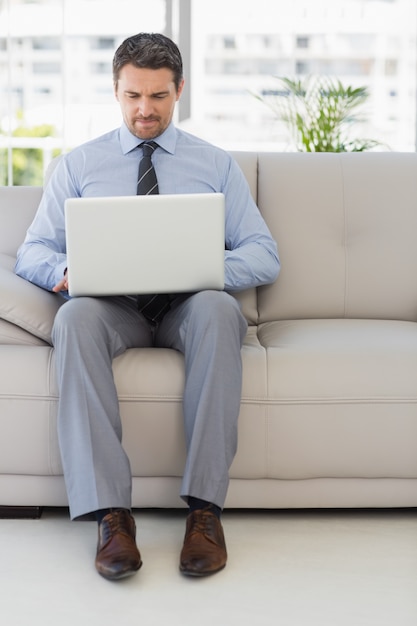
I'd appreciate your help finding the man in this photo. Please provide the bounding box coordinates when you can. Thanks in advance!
[15,33,280,581]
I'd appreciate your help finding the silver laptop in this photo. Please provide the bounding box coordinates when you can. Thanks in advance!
[64,193,225,297]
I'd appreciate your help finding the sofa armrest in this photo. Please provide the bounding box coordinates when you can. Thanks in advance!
[0,253,64,344]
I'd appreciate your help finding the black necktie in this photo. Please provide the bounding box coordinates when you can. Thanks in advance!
[137,141,159,195]
[136,142,172,325]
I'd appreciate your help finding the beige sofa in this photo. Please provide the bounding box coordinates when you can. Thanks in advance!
[2,151,417,516]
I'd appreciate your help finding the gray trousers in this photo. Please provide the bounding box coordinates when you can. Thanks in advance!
[51,291,247,520]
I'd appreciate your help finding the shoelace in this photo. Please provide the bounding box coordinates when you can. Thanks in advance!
[188,510,218,541]
[100,510,131,543]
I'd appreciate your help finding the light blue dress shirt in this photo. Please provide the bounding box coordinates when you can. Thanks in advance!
[15,122,280,294]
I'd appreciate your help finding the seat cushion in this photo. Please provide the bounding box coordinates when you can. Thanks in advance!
[257,318,417,480]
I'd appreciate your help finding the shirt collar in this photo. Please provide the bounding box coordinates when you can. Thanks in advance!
[120,121,177,155]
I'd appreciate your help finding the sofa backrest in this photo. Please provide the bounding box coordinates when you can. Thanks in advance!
[0,186,42,257]
[228,151,259,324]
[4,151,417,325]
[256,151,417,323]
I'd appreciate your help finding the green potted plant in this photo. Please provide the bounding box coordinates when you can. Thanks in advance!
[254,75,384,152]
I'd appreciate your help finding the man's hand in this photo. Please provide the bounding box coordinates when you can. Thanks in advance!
[52,270,69,293]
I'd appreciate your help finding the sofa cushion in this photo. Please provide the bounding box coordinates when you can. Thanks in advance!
[257,152,417,323]
[0,253,64,344]
[0,318,48,346]
[258,318,417,479]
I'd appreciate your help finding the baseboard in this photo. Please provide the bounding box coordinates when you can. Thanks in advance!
[0,506,43,519]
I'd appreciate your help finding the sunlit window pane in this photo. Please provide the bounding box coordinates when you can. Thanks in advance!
[0,0,166,185]
[1,0,417,184]
[187,0,417,152]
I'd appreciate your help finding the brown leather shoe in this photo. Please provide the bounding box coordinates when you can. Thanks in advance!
[180,507,227,576]
[95,509,142,580]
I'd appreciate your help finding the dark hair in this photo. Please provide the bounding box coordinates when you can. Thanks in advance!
[113,32,183,91]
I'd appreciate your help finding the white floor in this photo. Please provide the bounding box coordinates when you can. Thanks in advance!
[1,507,416,626]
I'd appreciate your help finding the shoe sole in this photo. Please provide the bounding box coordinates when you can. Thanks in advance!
[179,563,226,577]
[97,560,142,581]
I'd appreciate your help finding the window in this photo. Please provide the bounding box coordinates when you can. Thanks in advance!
[91,62,112,75]
[297,36,309,49]
[0,0,166,185]
[190,0,417,153]
[1,0,417,185]
[32,37,60,50]
[296,61,310,74]
[33,62,61,74]
[223,36,236,50]
[91,37,116,50]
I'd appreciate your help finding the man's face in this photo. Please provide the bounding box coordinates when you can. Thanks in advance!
[114,63,184,140]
